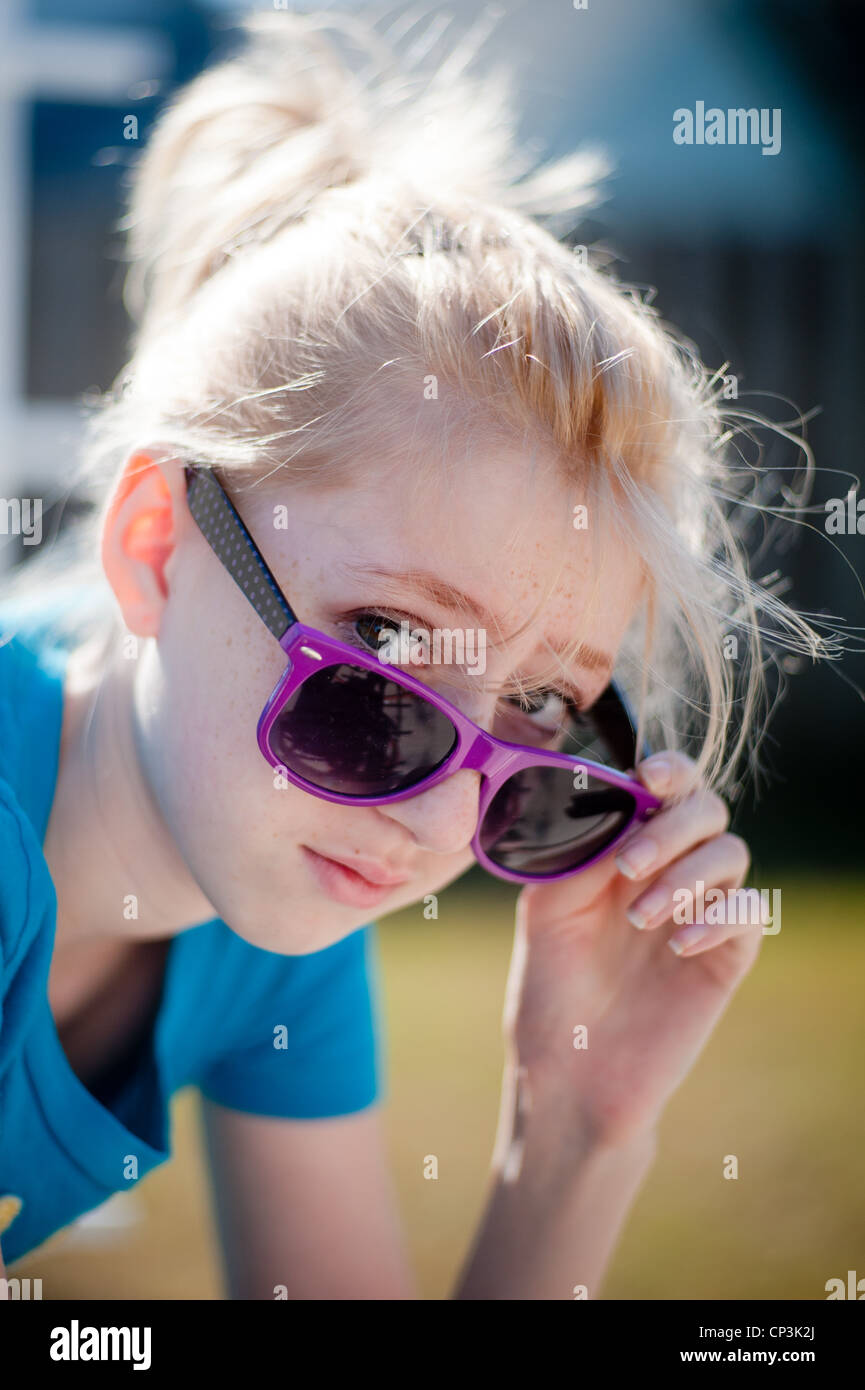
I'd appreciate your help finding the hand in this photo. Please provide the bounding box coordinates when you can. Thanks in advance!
[504,751,763,1149]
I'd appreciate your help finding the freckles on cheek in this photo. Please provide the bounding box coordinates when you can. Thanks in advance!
[201,621,276,754]
[175,682,259,825]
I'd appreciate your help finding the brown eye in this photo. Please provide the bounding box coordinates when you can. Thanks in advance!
[353,612,396,651]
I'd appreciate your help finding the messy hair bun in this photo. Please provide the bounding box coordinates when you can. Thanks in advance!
[124,10,607,333]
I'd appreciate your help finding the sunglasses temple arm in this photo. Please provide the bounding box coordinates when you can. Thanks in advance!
[185,463,298,643]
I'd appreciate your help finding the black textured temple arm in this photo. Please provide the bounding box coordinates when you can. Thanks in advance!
[184,463,297,642]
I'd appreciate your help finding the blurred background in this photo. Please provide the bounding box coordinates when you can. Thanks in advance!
[4,0,863,1298]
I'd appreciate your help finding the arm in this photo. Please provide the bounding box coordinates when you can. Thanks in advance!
[455,1063,656,1300]
[457,750,761,1300]
[201,1098,419,1300]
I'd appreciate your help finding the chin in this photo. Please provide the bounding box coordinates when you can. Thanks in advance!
[246,902,376,956]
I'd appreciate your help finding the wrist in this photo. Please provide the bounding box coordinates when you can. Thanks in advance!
[493,1055,659,1184]
[462,1074,657,1300]
[457,1046,659,1301]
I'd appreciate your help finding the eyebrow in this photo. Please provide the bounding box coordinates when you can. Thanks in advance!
[335,562,615,674]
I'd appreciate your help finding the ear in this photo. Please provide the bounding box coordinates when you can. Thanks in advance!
[101,449,190,638]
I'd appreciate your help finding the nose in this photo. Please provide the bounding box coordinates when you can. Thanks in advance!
[377,768,482,857]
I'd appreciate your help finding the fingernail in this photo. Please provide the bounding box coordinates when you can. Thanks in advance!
[640,757,671,795]
[627,884,668,929]
[616,839,658,879]
[668,923,708,955]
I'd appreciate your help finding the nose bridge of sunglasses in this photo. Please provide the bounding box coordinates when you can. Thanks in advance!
[458,727,528,780]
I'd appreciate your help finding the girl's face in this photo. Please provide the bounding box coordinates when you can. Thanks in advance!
[133,440,644,953]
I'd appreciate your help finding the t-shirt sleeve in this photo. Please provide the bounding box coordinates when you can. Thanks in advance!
[198,924,384,1120]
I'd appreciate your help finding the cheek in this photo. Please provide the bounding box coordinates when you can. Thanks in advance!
[135,609,297,864]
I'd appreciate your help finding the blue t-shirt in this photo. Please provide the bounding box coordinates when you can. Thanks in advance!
[0,596,383,1264]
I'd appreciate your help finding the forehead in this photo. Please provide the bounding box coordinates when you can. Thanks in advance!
[251,436,644,662]
[364,446,629,613]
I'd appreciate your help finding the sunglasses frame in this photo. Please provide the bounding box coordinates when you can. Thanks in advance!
[184,462,661,884]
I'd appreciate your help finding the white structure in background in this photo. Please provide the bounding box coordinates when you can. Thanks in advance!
[0,0,169,571]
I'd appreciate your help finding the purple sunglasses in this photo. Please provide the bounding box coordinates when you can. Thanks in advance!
[184,463,661,885]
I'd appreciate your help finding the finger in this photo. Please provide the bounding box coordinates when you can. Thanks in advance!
[667,903,768,960]
[624,832,751,931]
[634,749,703,800]
[518,851,620,930]
[615,787,730,883]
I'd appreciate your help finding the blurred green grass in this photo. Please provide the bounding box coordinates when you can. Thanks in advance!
[13,869,865,1299]
[378,869,865,1299]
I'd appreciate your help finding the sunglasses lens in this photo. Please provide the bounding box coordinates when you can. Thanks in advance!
[267,663,458,796]
[479,765,636,876]
[551,684,639,771]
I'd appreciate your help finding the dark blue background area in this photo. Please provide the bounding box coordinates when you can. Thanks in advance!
[26,0,219,396]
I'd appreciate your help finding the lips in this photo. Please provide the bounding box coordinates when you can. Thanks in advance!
[308,850,413,887]
[300,845,414,910]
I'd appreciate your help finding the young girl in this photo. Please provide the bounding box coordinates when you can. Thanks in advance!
[0,12,822,1299]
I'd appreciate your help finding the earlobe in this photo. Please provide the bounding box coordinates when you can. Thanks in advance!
[101,449,182,638]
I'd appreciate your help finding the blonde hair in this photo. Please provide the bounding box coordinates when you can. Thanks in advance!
[6,9,834,793]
